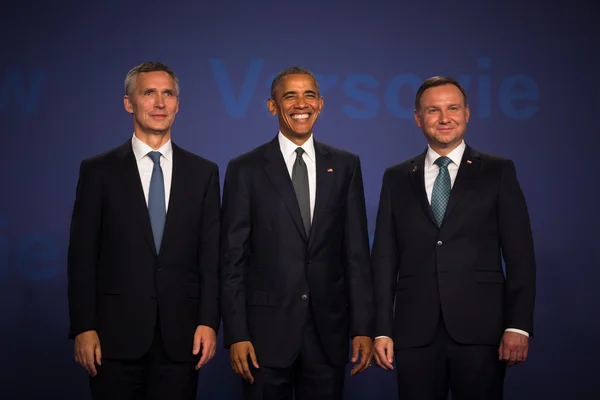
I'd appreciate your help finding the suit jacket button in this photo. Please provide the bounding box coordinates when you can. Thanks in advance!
[301,294,308,300]
[437,240,443,246]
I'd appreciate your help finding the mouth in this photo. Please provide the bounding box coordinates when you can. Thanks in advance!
[290,113,311,121]
[151,114,168,119]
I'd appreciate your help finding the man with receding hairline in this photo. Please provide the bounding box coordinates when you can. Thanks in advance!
[220,66,374,400]
[67,61,221,400]
[371,76,536,399]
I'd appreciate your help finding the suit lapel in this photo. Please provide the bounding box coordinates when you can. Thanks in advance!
[443,146,481,222]
[158,143,185,256]
[263,137,308,242]
[409,151,437,227]
[116,141,156,254]
[309,141,334,248]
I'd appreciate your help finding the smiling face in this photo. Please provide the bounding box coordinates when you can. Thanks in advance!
[124,71,179,138]
[414,83,470,155]
[267,73,323,145]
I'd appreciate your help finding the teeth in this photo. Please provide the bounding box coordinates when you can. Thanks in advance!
[292,114,309,120]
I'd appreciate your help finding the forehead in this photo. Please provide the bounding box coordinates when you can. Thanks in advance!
[135,71,176,89]
[420,84,465,105]
[276,74,318,94]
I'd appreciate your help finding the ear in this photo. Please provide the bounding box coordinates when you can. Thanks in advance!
[465,104,470,123]
[413,109,422,128]
[267,98,277,116]
[124,96,134,114]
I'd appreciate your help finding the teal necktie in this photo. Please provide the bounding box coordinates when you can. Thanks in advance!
[431,156,452,228]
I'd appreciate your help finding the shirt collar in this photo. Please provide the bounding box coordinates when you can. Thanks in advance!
[131,133,173,162]
[425,140,466,169]
[278,131,315,161]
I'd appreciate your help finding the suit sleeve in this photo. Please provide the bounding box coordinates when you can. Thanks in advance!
[67,160,102,339]
[370,168,399,338]
[220,160,251,347]
[344,155,375,338]
[197,164,222,332]
[497,160,536,336]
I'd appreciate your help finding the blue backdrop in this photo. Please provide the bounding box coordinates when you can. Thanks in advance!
[2,0,598,398]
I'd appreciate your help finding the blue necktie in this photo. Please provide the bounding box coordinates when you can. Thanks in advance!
[431,156,452,228]
[147,151,166,252]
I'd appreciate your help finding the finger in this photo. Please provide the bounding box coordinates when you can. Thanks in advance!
[386,342,395,366]
[207,342,217,362]
[523,346,529,361]
[249,346,259,369]
[197,344,209,369]
[377,346,393,370]
[498,343,505,360]
[234,358,245,378]
[351,341,361,363]
[373,350,383,368]
[356,350,371,374]
[85,348,97,376]
[94,344,102,366]
[240,357,254,384]
[515,347,525,363]
[192,333,202,355]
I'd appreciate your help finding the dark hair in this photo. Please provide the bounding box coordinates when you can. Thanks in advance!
[414,76,467,110]
[270,66,319,99]
[124,61,179,97]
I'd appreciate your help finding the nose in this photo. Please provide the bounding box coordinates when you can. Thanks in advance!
[439,110,450,123]
[154,94,166,109]
[295,96,308,108]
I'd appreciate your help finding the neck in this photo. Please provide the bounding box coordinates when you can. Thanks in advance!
[431,141,461,157]
[281,130,311,146]
[135,131,171,150]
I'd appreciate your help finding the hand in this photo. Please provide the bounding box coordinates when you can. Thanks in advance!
[230,341,259,384]
[192,325,217,370]
[373,337,394,371]
[498,331,529,367]
[350,336,373,376]
[74,330,102,376]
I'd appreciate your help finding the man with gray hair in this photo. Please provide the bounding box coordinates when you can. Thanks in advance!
[67,61,221,399]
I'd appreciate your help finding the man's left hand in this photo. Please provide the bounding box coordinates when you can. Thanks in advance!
[350,336,374,376]
[498,331,529,367]
[192,325,217,370]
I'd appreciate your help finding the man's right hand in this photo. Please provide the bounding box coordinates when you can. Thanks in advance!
[74,330,102,376]
[373,337,394,371]
[230,341,259,384]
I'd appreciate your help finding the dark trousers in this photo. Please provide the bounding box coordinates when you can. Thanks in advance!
[243,313,345,400]
[395,317,505,400]
[90,318,199,400]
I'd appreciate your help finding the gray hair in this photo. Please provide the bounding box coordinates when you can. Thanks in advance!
[124,61,179,97]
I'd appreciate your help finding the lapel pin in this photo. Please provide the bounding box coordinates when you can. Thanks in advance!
[412,166,418,172]
[327,168,333,172]
[466,160,472,164]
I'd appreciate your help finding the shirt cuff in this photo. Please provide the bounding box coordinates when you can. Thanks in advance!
[505,328,529,337]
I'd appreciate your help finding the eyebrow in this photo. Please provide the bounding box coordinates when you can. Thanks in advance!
[281,89,318,97]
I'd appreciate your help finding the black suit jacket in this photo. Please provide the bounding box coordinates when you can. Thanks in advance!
[220,136,374,368]
[371,145,536,348]
[67,139,221,362]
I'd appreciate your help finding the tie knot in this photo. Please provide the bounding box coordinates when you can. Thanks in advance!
[295,147,305,157]
[148,151,162,165]
[434,156,452,169]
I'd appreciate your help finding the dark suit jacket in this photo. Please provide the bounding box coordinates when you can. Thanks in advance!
[220,136,374,368]
[371,145,536,348]
[67,139,221,362]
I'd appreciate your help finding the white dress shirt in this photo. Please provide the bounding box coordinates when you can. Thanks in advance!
[278,131,316,221]
[376,140,528,340]
[131,133,173,211]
